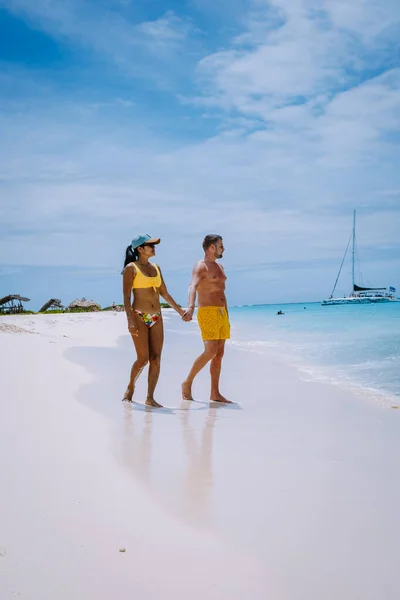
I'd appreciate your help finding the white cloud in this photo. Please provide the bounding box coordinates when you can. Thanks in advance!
[195,0,400,114]
[138,10,192,46]
[325,0,398,36]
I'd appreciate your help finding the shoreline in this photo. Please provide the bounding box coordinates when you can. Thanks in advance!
[229,336,400,409]
[228,303,400,405]
[1,307,398,406]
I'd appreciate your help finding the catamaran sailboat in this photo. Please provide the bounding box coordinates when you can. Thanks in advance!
[322,210,399,306]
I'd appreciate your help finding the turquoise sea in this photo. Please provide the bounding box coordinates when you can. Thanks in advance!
[229,302,400,401]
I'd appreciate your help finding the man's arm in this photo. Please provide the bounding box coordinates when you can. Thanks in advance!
[219,264,229,317]
[187,261,206,317]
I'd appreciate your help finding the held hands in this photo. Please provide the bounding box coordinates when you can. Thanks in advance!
[181,307,194,322]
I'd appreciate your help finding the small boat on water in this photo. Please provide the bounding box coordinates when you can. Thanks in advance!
[322,210,399,306]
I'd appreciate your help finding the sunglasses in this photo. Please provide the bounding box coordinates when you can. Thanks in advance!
[142,243,156,249]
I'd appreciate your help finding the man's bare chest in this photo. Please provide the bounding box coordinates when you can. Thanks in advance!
[203,266,226,285]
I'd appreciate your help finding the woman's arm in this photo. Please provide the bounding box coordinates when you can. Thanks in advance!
[122,264,138,336]
[158,268,186,318]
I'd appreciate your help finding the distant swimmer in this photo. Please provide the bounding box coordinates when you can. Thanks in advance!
[122,234,192,408]
[277,310,284,315]
[182,235,232,404]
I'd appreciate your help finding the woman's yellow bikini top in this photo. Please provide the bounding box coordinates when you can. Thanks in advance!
[131,262,162,291]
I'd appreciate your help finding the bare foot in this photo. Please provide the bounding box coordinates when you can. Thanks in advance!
[210,394,232,404]
[181,381,194,401]
[145,397,163,408]
[122,387,134,402]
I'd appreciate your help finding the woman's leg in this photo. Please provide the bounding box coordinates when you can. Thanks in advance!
[123,314,150,401]
[146,318,164,407]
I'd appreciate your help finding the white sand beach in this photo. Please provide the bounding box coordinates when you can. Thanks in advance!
[1,310,400,599]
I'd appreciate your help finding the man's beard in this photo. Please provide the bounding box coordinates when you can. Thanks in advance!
[216,252,223,259]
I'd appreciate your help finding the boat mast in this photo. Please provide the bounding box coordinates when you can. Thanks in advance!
[330,233,352,297]
[352,209,356,292]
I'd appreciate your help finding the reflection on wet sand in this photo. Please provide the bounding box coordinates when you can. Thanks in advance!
[179,406,217,526]
[122,405,153,484]
[120,403,219,528]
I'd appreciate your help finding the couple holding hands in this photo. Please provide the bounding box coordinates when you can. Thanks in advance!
[122,234,231,408]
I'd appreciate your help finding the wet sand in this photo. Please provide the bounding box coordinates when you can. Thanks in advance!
[1,311,400,599]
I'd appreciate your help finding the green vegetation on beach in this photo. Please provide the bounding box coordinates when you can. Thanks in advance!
[2,301,179,315]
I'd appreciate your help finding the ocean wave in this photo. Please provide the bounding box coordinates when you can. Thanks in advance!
[229,333,400,406]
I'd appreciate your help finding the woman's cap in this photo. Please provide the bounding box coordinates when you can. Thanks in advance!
[131,234,161,250]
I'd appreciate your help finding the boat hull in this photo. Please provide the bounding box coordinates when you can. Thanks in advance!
[322,296,400,306]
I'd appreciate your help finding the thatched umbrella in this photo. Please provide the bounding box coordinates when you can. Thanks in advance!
[39,298,64,312]
[67,298,101,312]
[0,294,30,314]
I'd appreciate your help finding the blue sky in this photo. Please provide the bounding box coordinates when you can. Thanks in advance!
[0,0,399,310]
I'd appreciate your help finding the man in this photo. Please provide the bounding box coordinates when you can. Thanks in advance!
[181,234,232,403]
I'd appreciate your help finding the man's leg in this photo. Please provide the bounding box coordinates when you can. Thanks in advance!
[210,340,231,403]
[182,340,218,400]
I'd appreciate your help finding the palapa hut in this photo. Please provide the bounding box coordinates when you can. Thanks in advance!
[66,298,101,312]
[39,298,65,313]
[0,294,30,314]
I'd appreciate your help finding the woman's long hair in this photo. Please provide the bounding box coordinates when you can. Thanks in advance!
[123,245,140,268]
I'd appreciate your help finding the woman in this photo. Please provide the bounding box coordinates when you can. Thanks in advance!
[122,234,190,407]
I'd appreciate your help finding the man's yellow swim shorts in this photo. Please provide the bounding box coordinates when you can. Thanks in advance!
[197,306,230,341]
